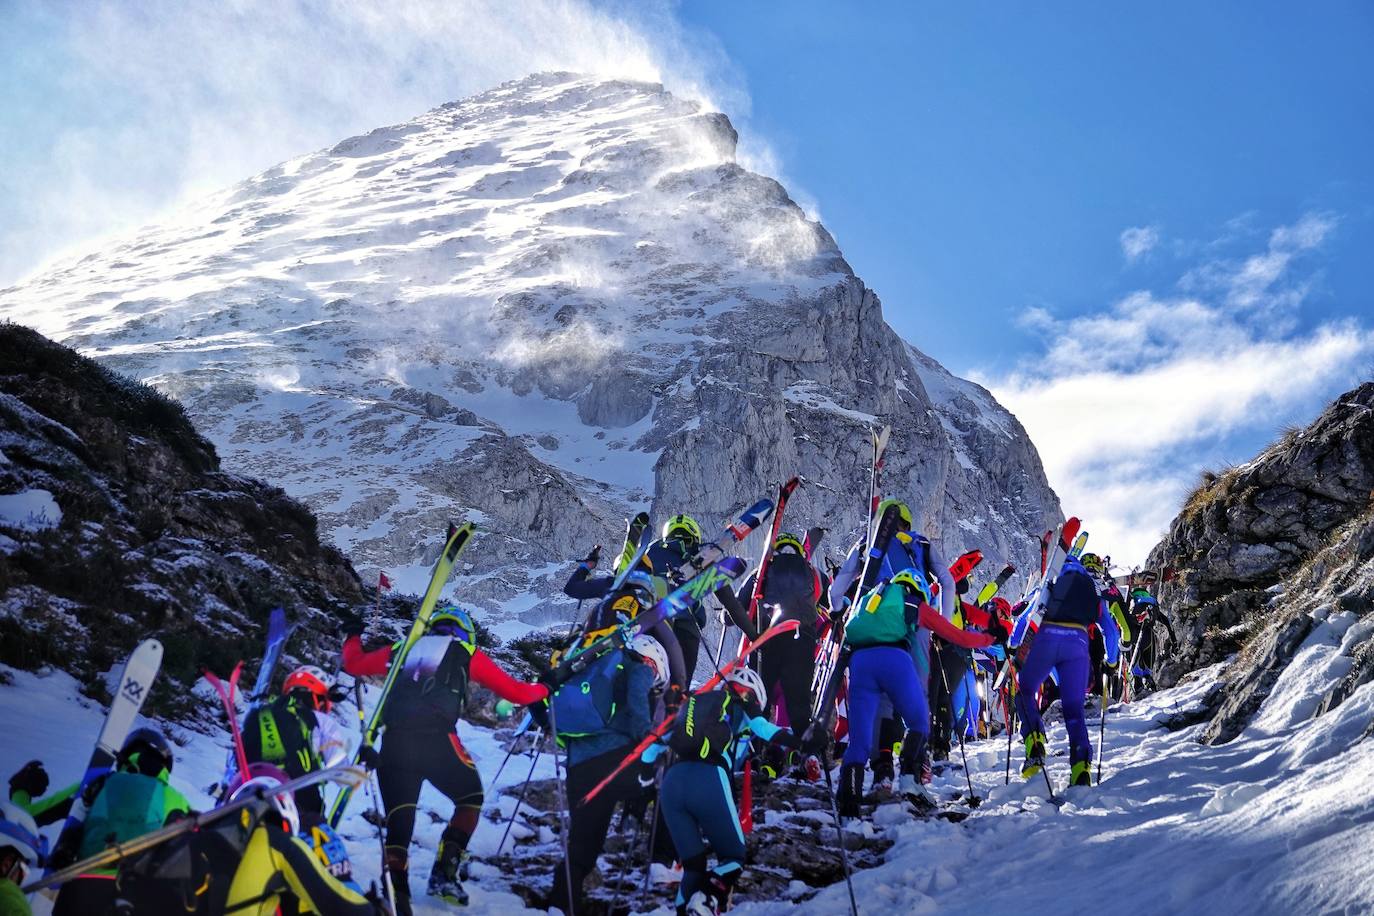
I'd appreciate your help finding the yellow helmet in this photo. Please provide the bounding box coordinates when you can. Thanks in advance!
[876,498,913,528]
[891,567,930,604]
[662,514,702,544]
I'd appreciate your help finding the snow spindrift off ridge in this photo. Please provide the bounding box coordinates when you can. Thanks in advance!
[0,73,1059,640]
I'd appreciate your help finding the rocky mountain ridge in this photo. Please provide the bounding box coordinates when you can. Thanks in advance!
[1148,381,1374,743]
[0,73,1061,654]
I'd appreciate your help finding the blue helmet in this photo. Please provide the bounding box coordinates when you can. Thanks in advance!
[430,605,477,651]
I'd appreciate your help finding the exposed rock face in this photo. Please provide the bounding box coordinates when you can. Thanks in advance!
[1148,381,1374,743]
[0,74,1061,651]
[0,324,370,718]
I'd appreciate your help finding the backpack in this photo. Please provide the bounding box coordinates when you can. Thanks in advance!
[550,647,629,742]
[78,772,181,861]
[113,799,265,915]
[383,634,471,731]
[843,581,911,648]
[244,695,318,779]
[667,690,735,763]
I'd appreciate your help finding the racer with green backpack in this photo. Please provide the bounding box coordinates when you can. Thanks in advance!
[547,634,669,914]
[46,727,192,915]
[834,567,996,818]
[640,668,802,916]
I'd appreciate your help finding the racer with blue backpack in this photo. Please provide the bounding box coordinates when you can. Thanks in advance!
[547,634,669,915]
[641,667,801,916]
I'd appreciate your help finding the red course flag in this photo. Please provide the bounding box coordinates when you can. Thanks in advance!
[378,571,393,592]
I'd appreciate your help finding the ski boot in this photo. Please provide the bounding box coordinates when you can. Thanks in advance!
[1069,744,1093,787]
[898,730,936,811]
[385,850,414,916]
[684,868,738,916]
[1021,731,1048,779]
[428,831,470,906]
[836,762,864,818]
[868,750,895,800]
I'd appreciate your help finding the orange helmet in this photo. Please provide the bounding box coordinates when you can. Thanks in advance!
[283,665,333,711]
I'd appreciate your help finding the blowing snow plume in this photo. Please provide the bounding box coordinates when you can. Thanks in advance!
[1,73,1060,650]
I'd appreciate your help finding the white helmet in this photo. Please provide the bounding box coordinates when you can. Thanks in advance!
[724,667,767,708]
[227,764,301,837]
[0,800,42,876]
[627,635,669,690]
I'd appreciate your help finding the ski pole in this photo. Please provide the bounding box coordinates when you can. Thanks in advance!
[638,786,661,910]
[546,704,577,916]
[607,804,643,916]
[1003,681,1015,786]
[821,760,860,916]
[487,714,533,794]
[939,655,979,807]
[495,730,544,858]
[1097,671,1108,784]
[352,679,396,915]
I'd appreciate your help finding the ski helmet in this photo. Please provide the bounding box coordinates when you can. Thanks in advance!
[283,665,334,711]
[627,635,670,690]
[227,763,300,837]
[891,567,931,604]
[1080,553,1105,576]
[875,498,913,528]
[0,801,42,877]
[623,569,661,607]
[988,596,1012,618]
[773,532,804,555]
[662,514,702,545]
[724,667,767,709]
[430,605,477,651]
[119,726,174,777]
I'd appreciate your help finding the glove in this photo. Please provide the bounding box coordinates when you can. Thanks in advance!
[357,745,381,771]
[581,545,602,569]
[340,614,366,639]
[800,727,828,756]
[664,684,685,715]
[9,760,48,800]
[529,698,551,732]
[986,617,1010,645]
[986,643,1006,661]
[773,728,801,751]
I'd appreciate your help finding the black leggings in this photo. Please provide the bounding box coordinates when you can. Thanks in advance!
[759,628,816,736]
[378,728,483,860]
[928,640,970,756]
[551,746,643,915]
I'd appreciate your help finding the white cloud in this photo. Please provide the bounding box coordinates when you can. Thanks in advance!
[0,0,758,286]
[1119,225,1160,263]
[980,212,1373,567]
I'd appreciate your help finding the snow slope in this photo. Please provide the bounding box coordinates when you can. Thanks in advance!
[7,606,1370,915]
[0,73,1060,638]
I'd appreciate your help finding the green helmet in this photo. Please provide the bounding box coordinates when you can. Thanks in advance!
[1080,553,1105,576]
[773,532,804,555]
[875,498,913,528]
[430,605,477,651]
[662,514,702,544]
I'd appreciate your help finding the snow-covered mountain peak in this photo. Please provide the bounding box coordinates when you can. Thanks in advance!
[2,73,1058,640]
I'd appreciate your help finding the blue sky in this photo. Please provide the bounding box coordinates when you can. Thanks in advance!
[2,0,1370,563]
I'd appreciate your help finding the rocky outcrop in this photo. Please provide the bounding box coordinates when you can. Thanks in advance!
[0,74,1061,648]
[1148,381,1374,742]
[0,323,373,718]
